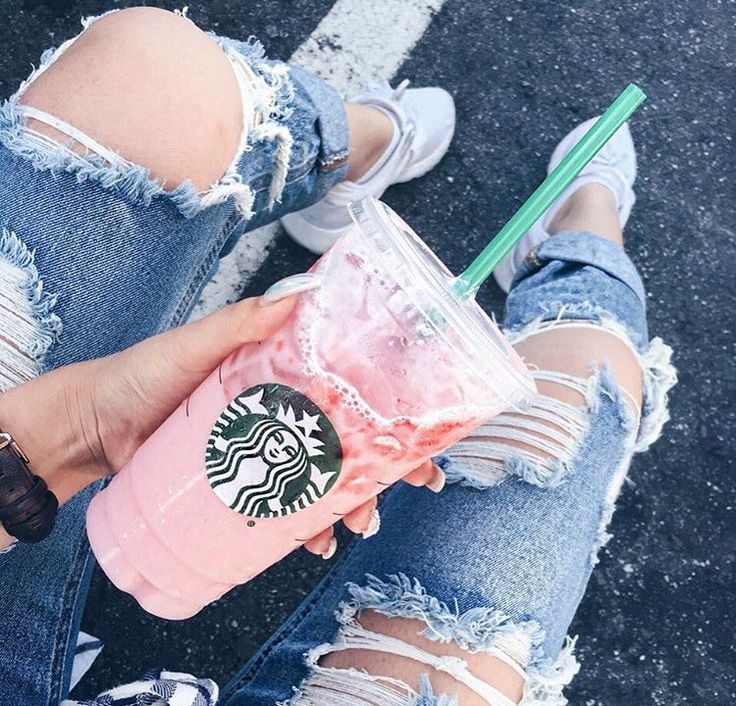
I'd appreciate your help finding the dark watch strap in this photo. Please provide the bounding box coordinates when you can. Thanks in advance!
[0,431,58,542]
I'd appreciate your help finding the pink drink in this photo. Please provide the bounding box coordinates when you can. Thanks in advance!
[86,199,535,619]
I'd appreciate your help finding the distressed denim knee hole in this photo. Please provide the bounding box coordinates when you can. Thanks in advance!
[279,575,579,706]
[0,228,61,391]
[505,314,676,454]
[0,9,298,221]
[440,316,676,492]
[439,368,590,490]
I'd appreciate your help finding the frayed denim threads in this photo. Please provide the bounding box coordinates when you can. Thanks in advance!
[0,227,61,390]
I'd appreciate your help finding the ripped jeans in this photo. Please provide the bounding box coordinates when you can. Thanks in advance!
[0,13,676,706]
[216,233,676,706]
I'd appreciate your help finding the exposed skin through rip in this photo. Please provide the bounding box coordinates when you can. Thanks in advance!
[20,7,244,192]
[19,8,396,195]
[323,610,525,704]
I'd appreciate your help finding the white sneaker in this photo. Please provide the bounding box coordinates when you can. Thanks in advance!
[493,116,638,293]
[281,80,456,253]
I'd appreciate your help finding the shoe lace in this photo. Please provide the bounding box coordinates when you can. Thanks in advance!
[392,78,411,101]
[393,81,417,170]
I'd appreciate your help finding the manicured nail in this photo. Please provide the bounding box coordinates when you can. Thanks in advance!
[261,273,323,305]
[321,536,337,560]
[427,464,446,493]
[362,509,381,539]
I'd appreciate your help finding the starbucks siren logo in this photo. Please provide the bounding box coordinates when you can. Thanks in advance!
[205,384,342,518]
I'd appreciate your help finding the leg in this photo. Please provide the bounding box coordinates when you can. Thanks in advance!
[19,7,243,192]
[0,8,358,702]
[344,102,394,182]
[19,7,392,192]
[220,183,675,705]
[517,182,642,408]
[0,8,355,369]
[312,189,656,704]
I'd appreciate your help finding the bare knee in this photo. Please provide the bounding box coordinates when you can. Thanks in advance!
[505,325,643,479]
[20,7,243,190]
[514,326,643,410]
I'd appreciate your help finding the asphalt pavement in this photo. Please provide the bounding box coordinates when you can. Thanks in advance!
[0,1,733,704]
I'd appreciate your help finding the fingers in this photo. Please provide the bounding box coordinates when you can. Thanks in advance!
[343,496,380,537]
[304,496,380,560]
[403,460,446,493]
[304,527,336,559]
[305,464,445,559]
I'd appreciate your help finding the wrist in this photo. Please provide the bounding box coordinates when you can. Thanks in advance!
[0,363,108,507]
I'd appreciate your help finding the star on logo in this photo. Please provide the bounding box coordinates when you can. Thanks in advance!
[276,404,324,457]
[309,464,336,494]
[295,411,321,437]
[237,388,268,416]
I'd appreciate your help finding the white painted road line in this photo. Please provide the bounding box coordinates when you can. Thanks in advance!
[291,0,446,95]
[192,0,447,319]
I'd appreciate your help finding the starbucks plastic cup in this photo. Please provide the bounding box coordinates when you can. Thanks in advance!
[86,198,535,619]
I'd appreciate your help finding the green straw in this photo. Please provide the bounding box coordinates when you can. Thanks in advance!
[455,83,646,299]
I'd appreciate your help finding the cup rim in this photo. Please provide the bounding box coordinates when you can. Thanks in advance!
[348,198,536,410]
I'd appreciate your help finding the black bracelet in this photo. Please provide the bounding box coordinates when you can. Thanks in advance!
[0,431,58,542]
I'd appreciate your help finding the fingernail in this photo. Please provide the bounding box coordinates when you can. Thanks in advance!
[321,536,337,560]
[362,509,381,539]
[427,465,446,493]
[261,273,323,305]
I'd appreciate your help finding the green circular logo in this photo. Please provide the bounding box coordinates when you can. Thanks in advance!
[205,384,342,518]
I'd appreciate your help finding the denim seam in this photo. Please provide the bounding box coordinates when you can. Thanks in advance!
[319,149,350,171]
[49,525,96,703]
[247,155,318,195]
[166,207,241,328]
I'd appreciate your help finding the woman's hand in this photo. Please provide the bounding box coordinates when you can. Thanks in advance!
[0,295,446,554]
[0,297,294,503]
[85,297,298,478]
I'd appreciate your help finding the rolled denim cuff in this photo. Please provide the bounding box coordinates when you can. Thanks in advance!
[287,65,349,173]
[504,230,649,348]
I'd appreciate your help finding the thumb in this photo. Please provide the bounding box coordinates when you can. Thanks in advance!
[163,295,296,372]
[123,295,296,388]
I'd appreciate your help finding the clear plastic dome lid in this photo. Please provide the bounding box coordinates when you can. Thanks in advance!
[349,198,536,410]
